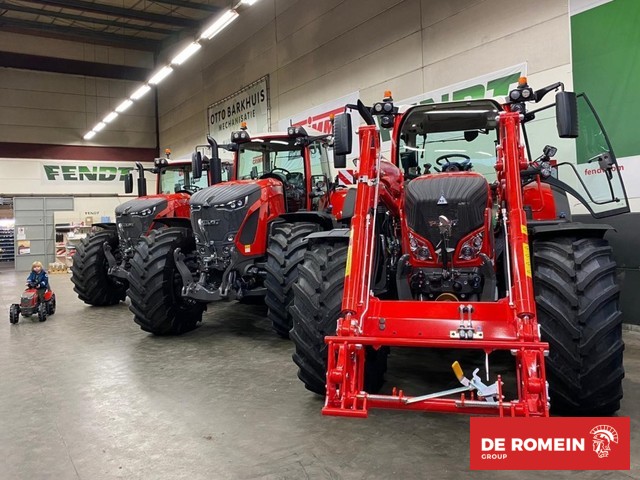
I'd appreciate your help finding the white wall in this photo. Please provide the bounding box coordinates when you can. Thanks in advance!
[156,0,571,158]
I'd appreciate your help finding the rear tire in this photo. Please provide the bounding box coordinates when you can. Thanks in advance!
[71,229,127,306]
[533,236,624,415]
[37,303,47,322]
[9,304,19,324]
[47,294,56,315]
[265,222,320,338]
[290,242,387,395]
[127,228,204,335]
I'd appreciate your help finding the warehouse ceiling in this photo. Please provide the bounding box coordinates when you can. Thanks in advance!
[0,0,235,79]
[0,0,229,52]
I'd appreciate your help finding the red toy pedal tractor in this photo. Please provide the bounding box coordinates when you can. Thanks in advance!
[10,284,56,324]
[290,80,628,417]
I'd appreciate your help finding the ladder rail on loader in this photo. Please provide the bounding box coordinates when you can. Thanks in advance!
[323,113,549,418]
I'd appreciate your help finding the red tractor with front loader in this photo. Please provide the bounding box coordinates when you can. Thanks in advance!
[126,126,404,335]
[290,79,628,417]
[71,149,228,306]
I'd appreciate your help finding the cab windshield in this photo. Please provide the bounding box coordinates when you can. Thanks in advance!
[236,139,328,182]
[397,100,501,181]
[159,165,209,194]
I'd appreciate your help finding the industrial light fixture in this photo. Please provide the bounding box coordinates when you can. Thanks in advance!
[103,112,118,123]
[200,9,239,40]
[84,0,264,141]
[171,42,202,65]
[131,84,151,100]
[115,99,133,113]
[148,66,173,85]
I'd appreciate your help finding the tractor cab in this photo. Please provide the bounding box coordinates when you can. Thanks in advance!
[227,123,333,212]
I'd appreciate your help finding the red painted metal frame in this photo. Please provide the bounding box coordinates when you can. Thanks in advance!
[323,111,549,418]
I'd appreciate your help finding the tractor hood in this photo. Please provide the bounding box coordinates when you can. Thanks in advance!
[189,182,262,208]
[115,196,168,245]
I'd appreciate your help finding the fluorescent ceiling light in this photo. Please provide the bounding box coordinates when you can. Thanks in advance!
[103,112,118,123]
[93,122,106,132]
[115,99,133,113]
[240,0,259,5]
[200,9,239,40]
[149,66,173,85]
[131,84,151,100]
[83,131,96,140]
[171,42,202,65]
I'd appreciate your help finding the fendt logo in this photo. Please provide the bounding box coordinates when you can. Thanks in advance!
[590,424,619,459]
[43,165,133,182]
[470,417,630,470]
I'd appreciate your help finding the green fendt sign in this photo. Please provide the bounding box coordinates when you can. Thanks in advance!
[43,165,134,182]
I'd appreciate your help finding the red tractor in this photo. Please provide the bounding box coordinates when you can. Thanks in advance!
[10,284,56,324]
[290,79,628,417]
[71,150,228,306]
[126,126,404,335]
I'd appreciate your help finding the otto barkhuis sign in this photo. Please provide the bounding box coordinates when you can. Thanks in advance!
[207,76,270,144]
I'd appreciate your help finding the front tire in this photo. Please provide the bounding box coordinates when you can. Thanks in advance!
[127,228,204,335]
[9,304,19,324]
[37,303,47,322]
[533,236,624,415]
[290,242,387,395]
[71,229,127,306]
[264,222,320,338]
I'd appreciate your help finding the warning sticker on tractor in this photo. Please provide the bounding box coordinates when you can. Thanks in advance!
[521,225,528,236]
[345,229,354,277]
[523,243,532,278]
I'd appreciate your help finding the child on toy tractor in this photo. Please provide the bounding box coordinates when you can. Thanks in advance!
[9,261,56,324]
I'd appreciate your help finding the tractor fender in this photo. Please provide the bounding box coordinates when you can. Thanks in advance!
[278,211,338,232]
[93,222,116,230]
[528,222,613,239]
[152,217,193,230]
[304,228,351,246]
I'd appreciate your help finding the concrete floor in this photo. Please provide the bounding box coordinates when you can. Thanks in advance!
[1,268,638,480]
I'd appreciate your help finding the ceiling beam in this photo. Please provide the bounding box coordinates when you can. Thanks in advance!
[24,0,199,27]
[149,0,220,12]
[0,18,160,51]
[0,2,176,35]
[0,51,152,81]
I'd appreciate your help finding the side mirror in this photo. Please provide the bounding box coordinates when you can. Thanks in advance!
[333,113,352,157]
[555,91,579,138]
[210,157,223,185]
[334,153,347,169]
[192,151,203,180]
[124,173,134,194]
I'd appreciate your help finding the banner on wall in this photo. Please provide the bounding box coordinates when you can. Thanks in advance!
[207,76,270,146]
[379,63,527,150]
[0,158,153,195]
[571,0,640,199]
[277,91,360,164]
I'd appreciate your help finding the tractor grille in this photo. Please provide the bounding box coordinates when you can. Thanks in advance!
[405,173,489,247]
[190,183,261,245]
[115,197,167,247]
[21,292,36,308]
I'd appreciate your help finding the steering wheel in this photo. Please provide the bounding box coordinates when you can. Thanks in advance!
[435,154,471,166]
[175,184,201,194]
[269,167,291,176]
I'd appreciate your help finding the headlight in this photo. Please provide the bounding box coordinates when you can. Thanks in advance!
[136,207,154,216]
[214,196,248,211]
[458,232,484,261]
[408,232,432,261]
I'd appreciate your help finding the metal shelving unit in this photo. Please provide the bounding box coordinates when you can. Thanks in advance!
[0,223,15,265]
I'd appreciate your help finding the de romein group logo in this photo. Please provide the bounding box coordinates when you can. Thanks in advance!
[590,425,618,459]
[469,417,630,470]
